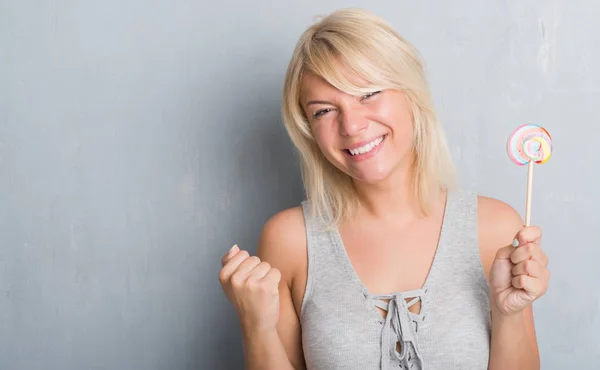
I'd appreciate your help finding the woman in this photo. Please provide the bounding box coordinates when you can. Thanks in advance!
[219,8,549,370]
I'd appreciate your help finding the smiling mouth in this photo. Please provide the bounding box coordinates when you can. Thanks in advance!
[343,134,387,156]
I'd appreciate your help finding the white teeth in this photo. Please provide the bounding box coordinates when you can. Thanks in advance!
[348,135,384,156]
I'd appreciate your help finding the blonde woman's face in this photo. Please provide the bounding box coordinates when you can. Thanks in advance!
[300,72,414,185]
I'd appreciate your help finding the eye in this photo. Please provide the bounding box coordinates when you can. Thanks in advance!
[361,91,381,101]
[313,108,334,119]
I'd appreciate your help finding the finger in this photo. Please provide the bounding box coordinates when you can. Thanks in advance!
[513,226,548,266]
[233,255,262,278]
[247,261,272,281]
[221,244,241,266]
[263,267,282,286]
[538,249,549,267]
[513,226,542,246]
[219,249,250,283]
[511,275,546,296]
[511,259,545,278]
[510,242,543,264]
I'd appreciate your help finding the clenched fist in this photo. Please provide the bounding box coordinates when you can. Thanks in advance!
[490,226,550,316]
[219,245,282,333]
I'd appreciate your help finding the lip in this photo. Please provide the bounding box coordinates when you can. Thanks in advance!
[342,134,387,162]
[344,134,387,150]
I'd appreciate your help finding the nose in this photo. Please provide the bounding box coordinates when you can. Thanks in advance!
[338,108,369,137]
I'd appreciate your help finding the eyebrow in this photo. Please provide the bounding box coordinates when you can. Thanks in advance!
[306,100,332,107]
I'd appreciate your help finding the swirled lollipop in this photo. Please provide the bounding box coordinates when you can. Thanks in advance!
[507,124,552,165]
[507,124,553,226]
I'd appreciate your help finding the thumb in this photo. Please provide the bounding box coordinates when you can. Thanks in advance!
[494,245,514,261]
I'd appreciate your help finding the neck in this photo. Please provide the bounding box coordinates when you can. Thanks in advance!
[353,163,421,221]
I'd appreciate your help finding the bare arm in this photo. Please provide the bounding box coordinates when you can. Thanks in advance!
[478,196,545,370]
[240,282,303,370]
[489,305,538,370]
[241,329,296,370]
[245,208,307,370]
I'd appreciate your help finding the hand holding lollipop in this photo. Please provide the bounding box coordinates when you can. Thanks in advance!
[487,124,552,318]
[507,124,552,226]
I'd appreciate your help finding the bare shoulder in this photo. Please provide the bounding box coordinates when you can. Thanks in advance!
[256,206,307,285]
[478,195,524,245]
[477,195,524,277]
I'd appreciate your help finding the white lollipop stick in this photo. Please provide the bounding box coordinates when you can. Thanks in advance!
[525,160,533,227]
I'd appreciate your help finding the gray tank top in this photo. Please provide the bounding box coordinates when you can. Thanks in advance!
[299,189,491,370]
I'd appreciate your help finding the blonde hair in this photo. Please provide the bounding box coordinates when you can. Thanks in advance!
[282,8,456,224]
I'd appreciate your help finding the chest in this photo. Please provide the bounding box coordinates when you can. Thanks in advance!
[300,282,492,370]
[337,217,442,296]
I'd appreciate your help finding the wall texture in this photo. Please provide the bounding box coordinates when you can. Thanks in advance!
[1,1,598,369]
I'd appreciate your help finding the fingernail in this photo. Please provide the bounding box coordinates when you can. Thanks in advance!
[228,244,239,256]
[512,238,519,248]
